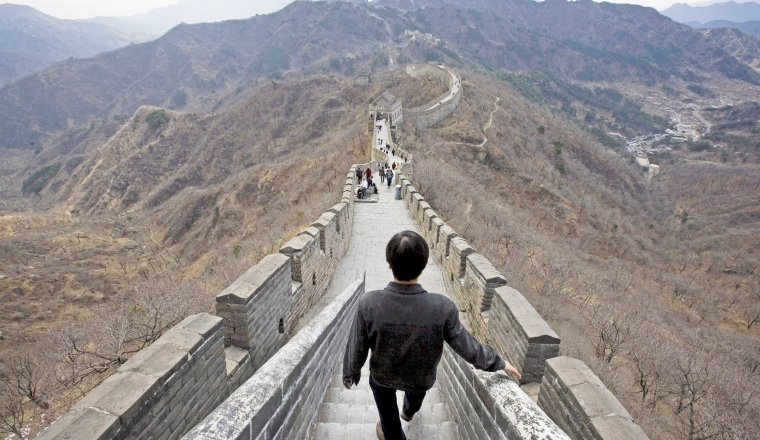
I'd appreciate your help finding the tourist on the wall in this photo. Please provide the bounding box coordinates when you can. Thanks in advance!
[365,167,372,180]
[380,167,385,183]
[342,231,520,440]
[386,169,393,188]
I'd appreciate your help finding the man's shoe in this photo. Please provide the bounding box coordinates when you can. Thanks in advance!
[376,421,385,440]
[400,411,413,422]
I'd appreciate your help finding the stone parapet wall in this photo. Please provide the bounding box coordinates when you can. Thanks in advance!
[215,253,292,367]
[36,165,360,440]
[368,68,405,84]
[399,173,558,385]
[538,357,649,440]
[182,278,366,440]
[400,173,648,439]
[490,287,560,384]
[403,64,462,128]
[36,314,228,440]
[439,345,571,440]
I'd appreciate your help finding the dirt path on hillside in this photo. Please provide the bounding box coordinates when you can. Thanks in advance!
[429,95,500,149]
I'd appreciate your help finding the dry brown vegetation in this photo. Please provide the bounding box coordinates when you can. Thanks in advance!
[401,70,760,440]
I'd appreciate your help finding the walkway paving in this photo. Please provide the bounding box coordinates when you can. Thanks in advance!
[307,180,459,440]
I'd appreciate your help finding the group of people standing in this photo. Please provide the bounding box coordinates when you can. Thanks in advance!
[356,164,396,199]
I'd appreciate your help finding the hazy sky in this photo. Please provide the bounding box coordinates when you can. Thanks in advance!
[1,0,730,19]
[10,0,293,19]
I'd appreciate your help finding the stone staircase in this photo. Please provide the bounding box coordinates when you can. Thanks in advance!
[311,360,458,440]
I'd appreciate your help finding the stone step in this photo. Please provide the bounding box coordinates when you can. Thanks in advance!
[317,401,449,425]
[323,383,443,406]
[310,421,459,440]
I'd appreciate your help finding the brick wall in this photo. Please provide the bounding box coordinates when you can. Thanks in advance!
[36,164,359,440]
[400,173,648,439]
[439,345,570,440]
[489,287,560,384]
[538,357,649,440]
[182,278,366,440]
[36,314,228,440]
[403,64,462,128]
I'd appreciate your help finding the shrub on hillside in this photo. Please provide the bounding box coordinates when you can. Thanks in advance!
[145,110,170,129]
[21,163,61,194]
[171,90,187,107]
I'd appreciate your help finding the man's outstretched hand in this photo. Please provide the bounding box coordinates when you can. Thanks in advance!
[503,362,521,381]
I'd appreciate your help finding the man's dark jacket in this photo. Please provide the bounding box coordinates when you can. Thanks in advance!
[343,282,506,392]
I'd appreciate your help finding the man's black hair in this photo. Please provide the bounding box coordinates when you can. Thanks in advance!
[386,231,429,281]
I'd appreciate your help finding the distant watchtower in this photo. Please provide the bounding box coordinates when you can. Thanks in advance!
[369,91,403,126]
[354,70,370,85]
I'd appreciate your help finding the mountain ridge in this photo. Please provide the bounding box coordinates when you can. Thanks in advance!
[0,3,155,84]
[80,0,293,35]
[662,0,760,23]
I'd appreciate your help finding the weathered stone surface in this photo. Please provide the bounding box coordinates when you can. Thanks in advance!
[177,313,224,339]
[495,286,560,344]
[590,415,649,440]
[299,226,321,238]
[184,278,365,440]
[545,357,604,389]
[539,357,649,440]
[280,234,314,254]
[216,253,291,305]
[120,342,188,381]
[467,254,507,285]
[73,371,158,420]
[35,408,120,440]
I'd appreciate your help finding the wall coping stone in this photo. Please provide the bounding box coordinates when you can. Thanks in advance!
[298,227,321,238]
[35,407,120,440]
[495,286,560,344]
[544,357,648,439]
[432,217,445,227]
[329,203,348,214]
[216,253,290,305]
[72,371,159,421]
[225,347,249,376]
[466,253,507,285]
[279,234,314,254]
[471,366,571,439]
[312,211,337,228]
[177,313,224,339]
[440,225,457,239]
[451,236,475,254]
[545,357,605,393]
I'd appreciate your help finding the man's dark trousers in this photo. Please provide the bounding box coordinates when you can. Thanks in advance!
[369,375,426,440]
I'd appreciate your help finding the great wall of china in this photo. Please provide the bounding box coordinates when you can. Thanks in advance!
[36,64,648,440]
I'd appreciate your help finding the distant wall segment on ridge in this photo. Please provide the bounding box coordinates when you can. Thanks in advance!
[403,63,462,128]
[398,173,649,440]
[364,63,462,128]
[35,167,359,440]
